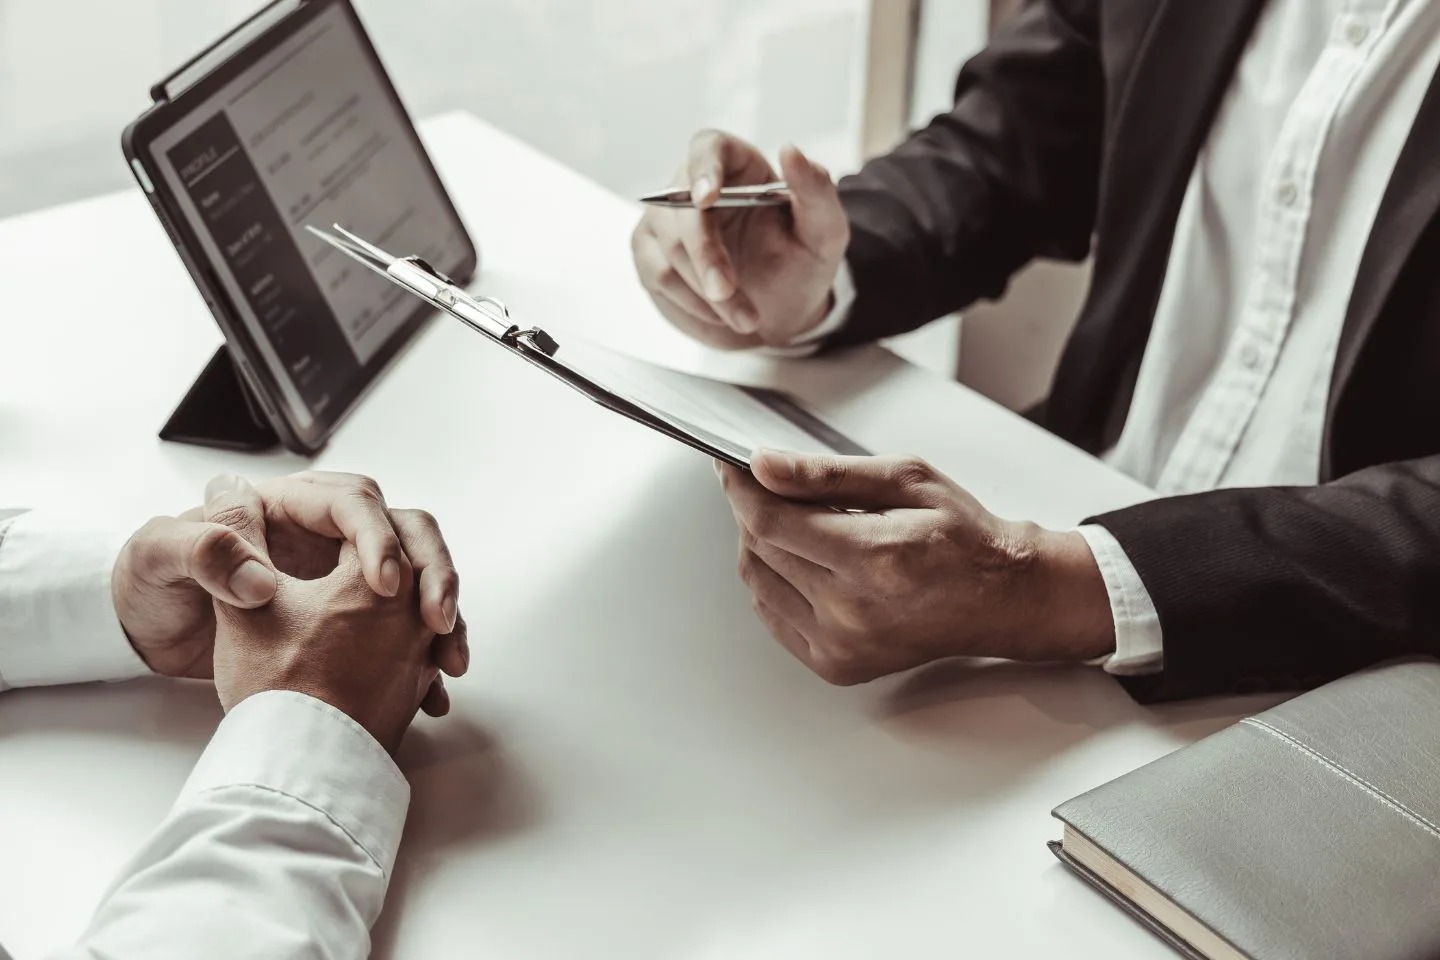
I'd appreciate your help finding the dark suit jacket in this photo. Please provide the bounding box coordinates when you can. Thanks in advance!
[830,0,1440,703]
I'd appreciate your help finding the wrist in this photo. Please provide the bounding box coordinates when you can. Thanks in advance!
[787,288,836,345]
[811,288,836,331]
[221,671,409,756]
[110,552,153,669]
[1006,525,1116,662]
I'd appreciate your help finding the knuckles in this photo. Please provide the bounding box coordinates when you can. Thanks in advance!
[694,236,725,270]
[123,516,173,570]
[887,454,937,494]
[737,548,760,586]
[806,641,872,687]
[805,457,849,497]
[399,507,440,532]
[688,127,727,161]
[346,475,385,504]
[826,591,886,635]
[735,555,887,689]
[204,500,261,535]
[742,501,782,541]
[130,515,171,547]
[662,233,688,265]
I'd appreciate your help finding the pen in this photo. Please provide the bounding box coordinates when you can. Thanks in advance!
[639,181,792,208]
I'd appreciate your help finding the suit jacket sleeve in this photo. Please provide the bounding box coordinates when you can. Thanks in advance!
[829,0,1104,348]
[1090,456,1440,703]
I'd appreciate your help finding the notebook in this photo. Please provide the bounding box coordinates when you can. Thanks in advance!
[1051,658,1440,960]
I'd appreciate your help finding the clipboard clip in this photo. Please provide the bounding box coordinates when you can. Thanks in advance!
[306,224,558,356]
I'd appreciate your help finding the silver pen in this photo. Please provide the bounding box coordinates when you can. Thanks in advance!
[639,181,792,208]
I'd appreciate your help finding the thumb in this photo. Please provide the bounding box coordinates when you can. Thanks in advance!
[778,144,847,259]
[200,473,277,606]
[750,450,941,508]
[143,515,277,608]
[203,473,268,550]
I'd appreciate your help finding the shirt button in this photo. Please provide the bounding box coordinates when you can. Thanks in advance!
[1240,342,1262,370]
[1345,22,1370,46]
[1275,182,1299,207]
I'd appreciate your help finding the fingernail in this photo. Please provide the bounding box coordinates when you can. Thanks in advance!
[692,175,713,200]
[704,267,733,302]
[713,459,724,479]
[380,558,402,597]
[230,559,276,605]
[442,593,458,633]
[205,473,245,502]
[761,449,795,480]
[731,311,760,334]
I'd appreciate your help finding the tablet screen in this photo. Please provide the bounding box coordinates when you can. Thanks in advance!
[147,1,469,435]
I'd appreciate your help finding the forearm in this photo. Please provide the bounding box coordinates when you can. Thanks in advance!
[830,0,1103,347]
[54,692,409,960]
[1090,456,1440,702]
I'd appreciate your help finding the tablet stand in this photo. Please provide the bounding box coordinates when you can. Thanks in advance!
[159,347,280,452]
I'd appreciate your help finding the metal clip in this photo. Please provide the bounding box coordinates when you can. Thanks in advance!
[505,327,560,357]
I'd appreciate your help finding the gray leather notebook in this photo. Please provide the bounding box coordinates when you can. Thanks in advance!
[1051,659,1440,960]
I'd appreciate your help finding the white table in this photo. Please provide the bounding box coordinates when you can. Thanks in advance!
[0,111,1276,959]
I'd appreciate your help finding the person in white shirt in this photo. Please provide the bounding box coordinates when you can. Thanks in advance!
[0,470,469,960]
[632,0,1440,702]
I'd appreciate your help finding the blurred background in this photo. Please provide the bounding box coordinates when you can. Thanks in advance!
[0,0,999,218]
[0,0,1078,395]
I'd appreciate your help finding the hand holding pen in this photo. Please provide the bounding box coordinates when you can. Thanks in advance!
[641,181,794,208]
[631,132,849,351]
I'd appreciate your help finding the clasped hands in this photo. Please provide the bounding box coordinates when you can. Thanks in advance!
[718,450,1117,684]
[112,471,468,753]
[113,449,1119,740]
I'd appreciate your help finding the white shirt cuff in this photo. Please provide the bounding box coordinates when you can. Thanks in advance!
[0,511,151,691]
[1074,524,1164,677]
[760,260,856,358]
[181,690,411,879]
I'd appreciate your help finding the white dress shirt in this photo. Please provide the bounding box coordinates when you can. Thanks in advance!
[0,510,408,960]
[823,0,1440,676]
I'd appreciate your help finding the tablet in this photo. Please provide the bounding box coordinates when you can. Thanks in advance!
[122,0,476,453]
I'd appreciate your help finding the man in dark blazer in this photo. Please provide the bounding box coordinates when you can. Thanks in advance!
[631,0,1440,703]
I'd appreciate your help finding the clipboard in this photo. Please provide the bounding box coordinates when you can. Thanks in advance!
[306,224,871,469]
